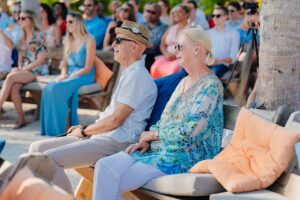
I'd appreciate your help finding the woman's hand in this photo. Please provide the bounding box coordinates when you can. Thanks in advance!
[140,131,158,143]
[56,74,68,82]
[125,142,150,154]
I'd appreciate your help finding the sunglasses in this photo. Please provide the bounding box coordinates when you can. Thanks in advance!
[120,8,129,12]
[19,16,31,21]
[174,44,183,52]
[212,14,224,18]
[67,20,74,24]
[114,37,136,44]
[146,9,157,15]
[83,4,93,8]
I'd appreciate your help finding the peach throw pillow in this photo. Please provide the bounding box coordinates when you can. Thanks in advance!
[190,108,300,193]
[94,57,113,90]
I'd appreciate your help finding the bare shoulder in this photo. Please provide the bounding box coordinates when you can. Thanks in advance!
[86,36,96,46]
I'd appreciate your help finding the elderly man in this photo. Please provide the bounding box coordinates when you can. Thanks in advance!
[142,3,168,70]
[83,0,107,49]
[29,21,157,194]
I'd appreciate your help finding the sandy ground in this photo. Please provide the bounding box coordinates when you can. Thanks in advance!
[0,102,99,191]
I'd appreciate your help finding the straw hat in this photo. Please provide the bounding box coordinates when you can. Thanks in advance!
[115,21,151,48]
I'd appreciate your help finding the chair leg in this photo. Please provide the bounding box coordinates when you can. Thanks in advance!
[75,178,93,200]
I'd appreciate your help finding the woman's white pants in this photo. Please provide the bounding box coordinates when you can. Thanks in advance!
[93,151,165,200]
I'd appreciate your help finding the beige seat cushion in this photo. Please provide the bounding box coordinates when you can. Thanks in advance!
[190,108,300,193]
[142,173,225,196]
[22,76,102,95]
[209,190,286,200]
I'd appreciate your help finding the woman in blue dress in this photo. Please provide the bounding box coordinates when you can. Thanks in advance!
[92,27,224,200]
[40,12,96,136]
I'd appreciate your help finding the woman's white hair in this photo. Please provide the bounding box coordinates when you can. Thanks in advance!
[178,27,215,66]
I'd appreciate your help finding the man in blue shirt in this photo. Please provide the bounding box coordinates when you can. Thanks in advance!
[142,3,168,70]
[83,0,107,49]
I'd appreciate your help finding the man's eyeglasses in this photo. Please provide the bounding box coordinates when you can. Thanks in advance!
[212,14,223,18]
[83,4,93,8]
[174,44,183,52]
[114,37,136,44]
[146,9,157,15]
[19,16,31,21]
[120,8,129,13]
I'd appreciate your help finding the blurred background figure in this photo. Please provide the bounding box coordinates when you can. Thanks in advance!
[0,10,48,129]
[96,2,111,25]
[150,4,190,78]
[53,2,68,36]
[142,3,168,70]
[184,0,209,29]
[40,3,62,48]
[207,6,240,78]
[226,1,242,31]
[0,28,14,81]
[158,0,171,25]
[108,0,121,22]
[21,0,41,21]
[83,0,107,49]
[103,2,135,51]
[0,10,10,29]
[129,0,144,23]
[7,2,22,67]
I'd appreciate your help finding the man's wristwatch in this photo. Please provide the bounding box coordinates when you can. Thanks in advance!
[80,125,88,137]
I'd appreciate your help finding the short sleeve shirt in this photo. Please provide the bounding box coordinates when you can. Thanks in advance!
[93,59,158,143]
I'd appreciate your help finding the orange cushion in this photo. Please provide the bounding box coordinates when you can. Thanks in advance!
[190,108,300,193]
[0,167,74,200]
[94,57,113,90]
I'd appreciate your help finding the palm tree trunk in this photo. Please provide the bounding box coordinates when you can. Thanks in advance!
[257,0,300,110]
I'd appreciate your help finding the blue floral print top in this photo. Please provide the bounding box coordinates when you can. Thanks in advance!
[130,73,224,174]
[20,32,48,75]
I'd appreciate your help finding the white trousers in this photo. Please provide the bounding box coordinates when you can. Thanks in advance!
[93,151,165,200]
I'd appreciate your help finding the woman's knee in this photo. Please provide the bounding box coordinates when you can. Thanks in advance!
[5,72,17,83]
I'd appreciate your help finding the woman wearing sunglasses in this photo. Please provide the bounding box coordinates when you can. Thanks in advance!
[40,12,96,136]
[0,10,48,129]
[92,27,224,200]
[102,2,136,51]
[150,4,191,79]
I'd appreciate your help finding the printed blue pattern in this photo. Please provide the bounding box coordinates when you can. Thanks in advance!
[131,73,224,174]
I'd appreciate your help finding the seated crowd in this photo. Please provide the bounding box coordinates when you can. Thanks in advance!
[0,0,259,133]
[0,1,273,199]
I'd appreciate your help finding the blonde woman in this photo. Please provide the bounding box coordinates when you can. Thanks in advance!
[0,10,47,129]
[40,12,96,136]
[92,27,224,200]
